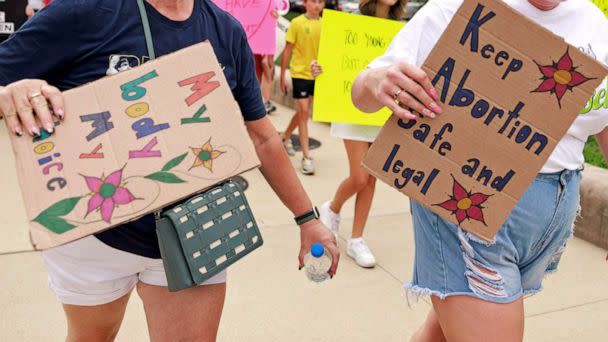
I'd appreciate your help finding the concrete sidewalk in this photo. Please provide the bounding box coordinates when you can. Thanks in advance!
[1,103,607,341]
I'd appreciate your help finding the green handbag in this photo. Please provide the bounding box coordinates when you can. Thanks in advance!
[156,181,263,292]
[135,0,263,292]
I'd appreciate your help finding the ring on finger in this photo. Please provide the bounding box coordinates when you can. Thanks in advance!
[28,92,44,101]
[393,88,404,101]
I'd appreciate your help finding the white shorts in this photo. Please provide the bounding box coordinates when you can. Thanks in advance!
[41,236,227,306]
[330,122,381,143]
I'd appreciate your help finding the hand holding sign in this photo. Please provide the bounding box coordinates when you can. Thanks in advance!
[354,61,442,121]
[0,80,64,137]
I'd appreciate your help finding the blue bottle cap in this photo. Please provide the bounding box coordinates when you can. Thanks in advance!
[311,243,324,258]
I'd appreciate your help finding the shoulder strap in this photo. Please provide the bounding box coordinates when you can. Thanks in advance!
[136,0,156,60]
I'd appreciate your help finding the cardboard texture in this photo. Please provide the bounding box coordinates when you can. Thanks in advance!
[592,0,608,17]
[313,10,404,126]
[212,0,277,55]
[7,42,261,250]
[363,0,608,241]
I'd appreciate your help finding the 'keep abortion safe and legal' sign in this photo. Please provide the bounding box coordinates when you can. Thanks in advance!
[8,42,260,250]
[364,0,608,241]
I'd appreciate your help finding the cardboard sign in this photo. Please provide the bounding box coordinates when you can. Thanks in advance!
[8,42,261,250]
[363,0,608,241]
[313,10,404,126]
[212,0,277,55]
[592,0,608,17]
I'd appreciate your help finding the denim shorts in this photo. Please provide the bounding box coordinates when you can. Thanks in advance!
[408,169,581,304]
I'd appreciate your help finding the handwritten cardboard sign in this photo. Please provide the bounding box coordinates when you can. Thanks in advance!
[313,10,404,126]
[7,42,261,250]
[592,0,608,17]
[363,0,608,241]
[212,0,277,55]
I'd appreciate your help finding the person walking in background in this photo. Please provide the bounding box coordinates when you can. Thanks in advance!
[279,0,325,175]
[352,0,608,340]
[317,0,407,268]
[254,6,279,115]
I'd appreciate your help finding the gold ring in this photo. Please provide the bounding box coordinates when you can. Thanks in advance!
[28,92,43,101]
[393,88,404,100]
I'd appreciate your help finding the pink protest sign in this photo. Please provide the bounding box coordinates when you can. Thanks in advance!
[213,0,277,55]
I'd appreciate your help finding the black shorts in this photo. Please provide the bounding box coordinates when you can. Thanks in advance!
[292,78,315,99]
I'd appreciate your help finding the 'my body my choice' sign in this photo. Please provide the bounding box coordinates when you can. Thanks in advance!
[364,0,608,241]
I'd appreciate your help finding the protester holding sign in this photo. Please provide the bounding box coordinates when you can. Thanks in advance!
[352,0,608,340]
[280,0,325,175]
[317,0,407,268]
[0,1,339,341]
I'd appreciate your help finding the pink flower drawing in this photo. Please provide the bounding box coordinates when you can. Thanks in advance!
[83,168,137,223]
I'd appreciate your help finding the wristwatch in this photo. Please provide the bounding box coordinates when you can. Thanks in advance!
[294,207,320,226]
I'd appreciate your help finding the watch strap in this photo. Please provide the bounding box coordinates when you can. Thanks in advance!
[294,207,319,225]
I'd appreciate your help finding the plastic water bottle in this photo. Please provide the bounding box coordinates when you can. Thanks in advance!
[304,243,332,283]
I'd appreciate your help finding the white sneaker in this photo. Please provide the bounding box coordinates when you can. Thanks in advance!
[283,138,296,156]
[347,238,376,268]
[319,201,340,240]
[301,157,315,175]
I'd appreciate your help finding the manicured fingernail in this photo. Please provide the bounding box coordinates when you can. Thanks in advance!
[31,127,40,137]
[430,102,443,113]
[429,88,439,100]
[14,128,23,136]
[330,274,334,279]
[423,109,435,118]
[45,123,54,133]
[56,109,64,120]
[298,266,303,271]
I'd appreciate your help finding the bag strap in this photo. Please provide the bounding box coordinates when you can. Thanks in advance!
[136,0,156,60]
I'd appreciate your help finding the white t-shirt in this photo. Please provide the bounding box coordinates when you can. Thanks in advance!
[369,0,608,173]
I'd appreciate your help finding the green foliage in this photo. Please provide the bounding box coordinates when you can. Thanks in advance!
[584,136,608,169]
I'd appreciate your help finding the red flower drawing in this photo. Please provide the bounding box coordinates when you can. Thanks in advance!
[533,48,594,108]
[83,167,137,223]
[435,178,490,225]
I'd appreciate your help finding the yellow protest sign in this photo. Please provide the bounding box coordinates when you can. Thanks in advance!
[592,0,608,17]
[313,10,404,126]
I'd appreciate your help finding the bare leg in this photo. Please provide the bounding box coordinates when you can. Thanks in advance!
[330,140,373,214]
[63,291,132,342]
[281,111,299,142]
[296,98,311,158]
[410,308,446,342]
[429,295,524,342]
[351,175,376,238]
[137,282,226,342]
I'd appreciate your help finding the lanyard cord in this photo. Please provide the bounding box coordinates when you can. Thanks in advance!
[136,0,156,60]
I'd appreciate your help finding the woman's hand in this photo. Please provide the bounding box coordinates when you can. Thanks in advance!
[352,60,442,121]
[310,60,323,78]
[298,219,340,278]
[0,80,64,137]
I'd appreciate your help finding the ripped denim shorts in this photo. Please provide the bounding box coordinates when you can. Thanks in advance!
[408,169,581,304]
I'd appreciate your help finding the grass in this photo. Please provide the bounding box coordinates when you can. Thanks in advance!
[584,136,608,169]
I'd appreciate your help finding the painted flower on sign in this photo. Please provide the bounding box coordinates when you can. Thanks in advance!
[83,167,137,223]
[189,139,224,172]
[435,178,490,225]
[533,49,594,108]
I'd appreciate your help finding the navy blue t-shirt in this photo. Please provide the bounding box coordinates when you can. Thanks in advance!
[0,0,266,258]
